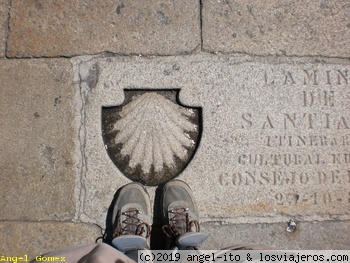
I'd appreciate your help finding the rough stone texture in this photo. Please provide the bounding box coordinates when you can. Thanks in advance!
[2,0,349,255]
[7,0,200,57]
[201,221,350,249]
[0,59,76,221]
[0,222,100,261]
[0,0,9,57]
[202,0,350,57]
[72,54,350,249]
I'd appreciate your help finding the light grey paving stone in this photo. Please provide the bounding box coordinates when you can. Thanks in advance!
[0,0,9,57]
[72,54,350,235]
[202,0,350,57]
[7,0,200,57]
[0,59,76,221]
[201,221,350,250]
[0,222,100,261]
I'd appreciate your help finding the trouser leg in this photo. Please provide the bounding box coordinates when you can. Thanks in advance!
[77,243,135,263]
[31,243,135,263]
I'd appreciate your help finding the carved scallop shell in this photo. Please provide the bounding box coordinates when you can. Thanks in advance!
[111,92,198,174]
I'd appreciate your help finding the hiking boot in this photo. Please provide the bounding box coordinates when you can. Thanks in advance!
[161,180,208,249]
[111,183,151,252]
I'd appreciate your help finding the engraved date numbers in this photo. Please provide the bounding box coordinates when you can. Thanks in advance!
[275,191,350,206]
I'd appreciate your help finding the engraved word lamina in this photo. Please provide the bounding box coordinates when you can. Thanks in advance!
[102,90,201,185]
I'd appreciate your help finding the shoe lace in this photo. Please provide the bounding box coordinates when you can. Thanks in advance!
[162,207,200,238]
[113,209,150,238]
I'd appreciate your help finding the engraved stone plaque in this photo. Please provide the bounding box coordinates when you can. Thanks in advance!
[102,90,201,186]
[73,55,350,226]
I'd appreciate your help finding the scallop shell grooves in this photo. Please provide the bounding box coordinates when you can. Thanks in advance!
[102,91,201,185]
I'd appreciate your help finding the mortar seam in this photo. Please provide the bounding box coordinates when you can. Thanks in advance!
[2,51,350,61]
[199,0,203,51]
[72,60,86,223]
[3,0,11,58]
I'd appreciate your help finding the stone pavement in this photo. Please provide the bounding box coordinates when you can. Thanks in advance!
[1,0,350,261]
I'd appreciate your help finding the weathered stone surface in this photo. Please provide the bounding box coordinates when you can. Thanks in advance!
[0,0,9,57]
[0,59,76,221]
[72,55,350,231]
[7,0,200,57]
[202,0,350,57]
[0,222,100,261]
[201,221,350,249]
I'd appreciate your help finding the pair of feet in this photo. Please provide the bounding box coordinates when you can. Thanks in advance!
[109,180,208,252]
